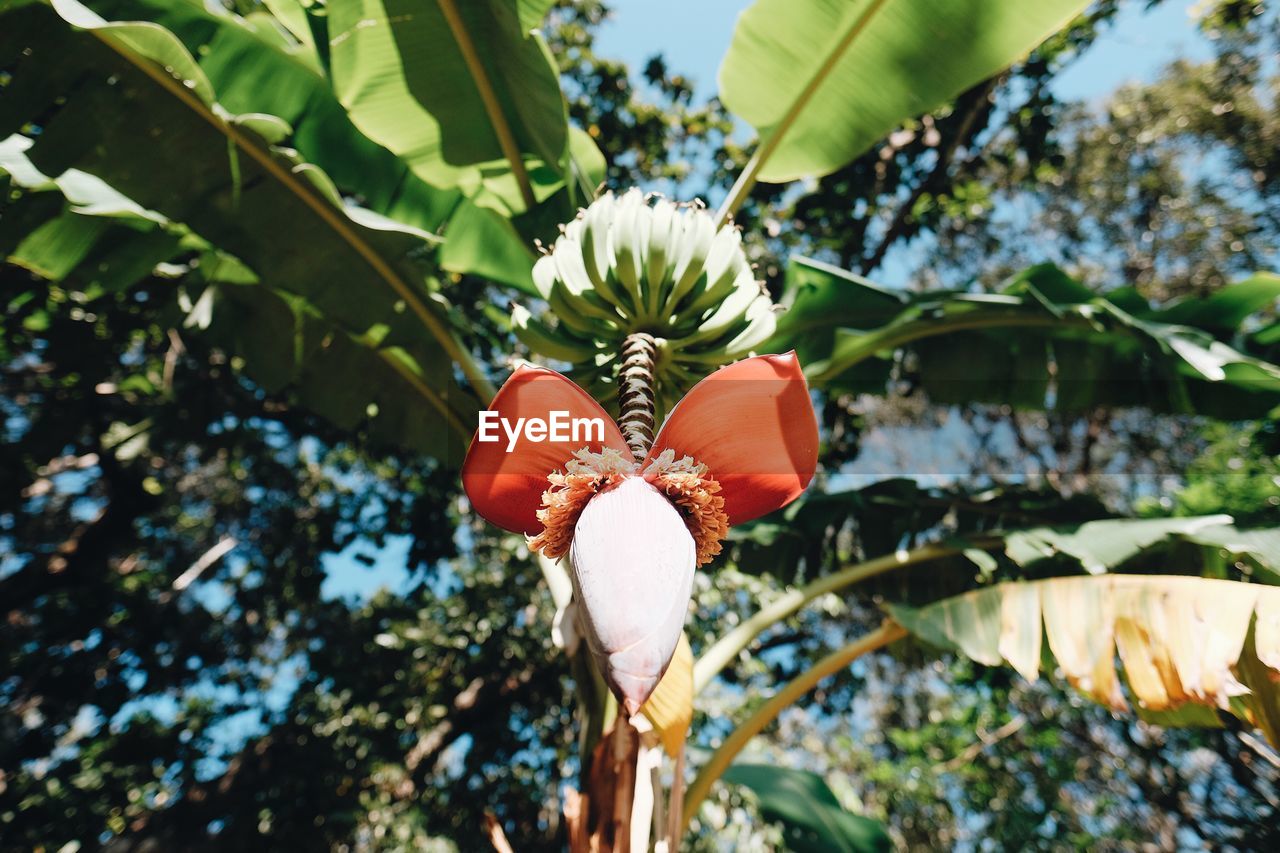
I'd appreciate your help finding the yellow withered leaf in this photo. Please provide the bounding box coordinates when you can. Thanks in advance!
[998,581,1041,684]
[888,576,1280,745]
[640,633,693,758]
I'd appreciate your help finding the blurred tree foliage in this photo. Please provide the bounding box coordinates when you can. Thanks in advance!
[1136,418,1279,524]
[913,0,1279,299]
[2,0,1277,850]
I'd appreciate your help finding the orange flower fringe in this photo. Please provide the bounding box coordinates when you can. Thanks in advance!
[643,449,729,567]
[528,448,636,559]
[527,448,730,567]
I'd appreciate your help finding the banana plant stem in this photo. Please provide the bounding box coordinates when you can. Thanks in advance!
[618,332,659,460]
[694,538,998,693]
[682,621,907,829]
[565,333,661,845]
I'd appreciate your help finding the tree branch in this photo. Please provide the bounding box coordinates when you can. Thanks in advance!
[859,76,1001,276]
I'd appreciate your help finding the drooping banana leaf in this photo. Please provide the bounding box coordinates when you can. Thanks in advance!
[258,0,323,66]
[1149,272,1280,335]
[1000,515,1280,579]
[882,513,1280,608]
[729,478,1114,583]
[770,256,1280,418]
[515,0,556,34]
[887,575,1280,745]
[0,139,189,307]
[0,153,475,461]
[718,0,1092,183]
[1,205,183,297]
[80,0,459,233]
[189,277,472,460]
[12,0,548,297]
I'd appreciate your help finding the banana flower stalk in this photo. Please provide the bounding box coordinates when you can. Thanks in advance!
[462,352,819,713]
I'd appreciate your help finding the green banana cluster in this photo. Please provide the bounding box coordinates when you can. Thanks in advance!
[513,189,776,405]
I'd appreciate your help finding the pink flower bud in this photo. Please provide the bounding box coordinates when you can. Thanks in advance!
[569,476,696,715]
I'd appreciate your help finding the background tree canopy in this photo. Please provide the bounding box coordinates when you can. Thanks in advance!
[2,0,1279,849]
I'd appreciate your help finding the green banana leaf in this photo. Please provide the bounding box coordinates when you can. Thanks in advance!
[327,0,578,216]
[770,256,1280,418]
[258,0,322,64]
[718,0,1091,182]
[905,512,1277,608]
[189,278,472,460]
[80,0,458,232]
[25,0,549,295]
[729,479,1113,583]
[2,1,440,337]
[723,764,891,853]
[1,204,182,294]
[1000,515,1280,578]
[516,0,556,34]
[1150,272,1280,334]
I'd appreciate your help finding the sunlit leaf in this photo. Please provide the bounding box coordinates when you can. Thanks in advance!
[85,0,458,232]
[0,1,484,451]
[327,0,571,215]
[1002,515,1238,573]
[719,0,1091,182]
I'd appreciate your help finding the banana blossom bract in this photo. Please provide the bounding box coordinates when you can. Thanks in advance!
[462,353,818,712]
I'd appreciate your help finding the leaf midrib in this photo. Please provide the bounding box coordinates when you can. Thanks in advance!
[756,0,891,176]
[716,0,891,224]
[435,0,537,211]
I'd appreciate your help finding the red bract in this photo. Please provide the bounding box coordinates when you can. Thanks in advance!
[460,364,629,535]
[462,353,819,712]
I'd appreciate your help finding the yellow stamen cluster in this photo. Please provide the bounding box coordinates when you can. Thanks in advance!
[643,449,729,567]
[527,447,730,568]
[528,448,636,559]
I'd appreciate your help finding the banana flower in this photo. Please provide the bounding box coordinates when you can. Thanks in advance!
[462,353,818,713]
